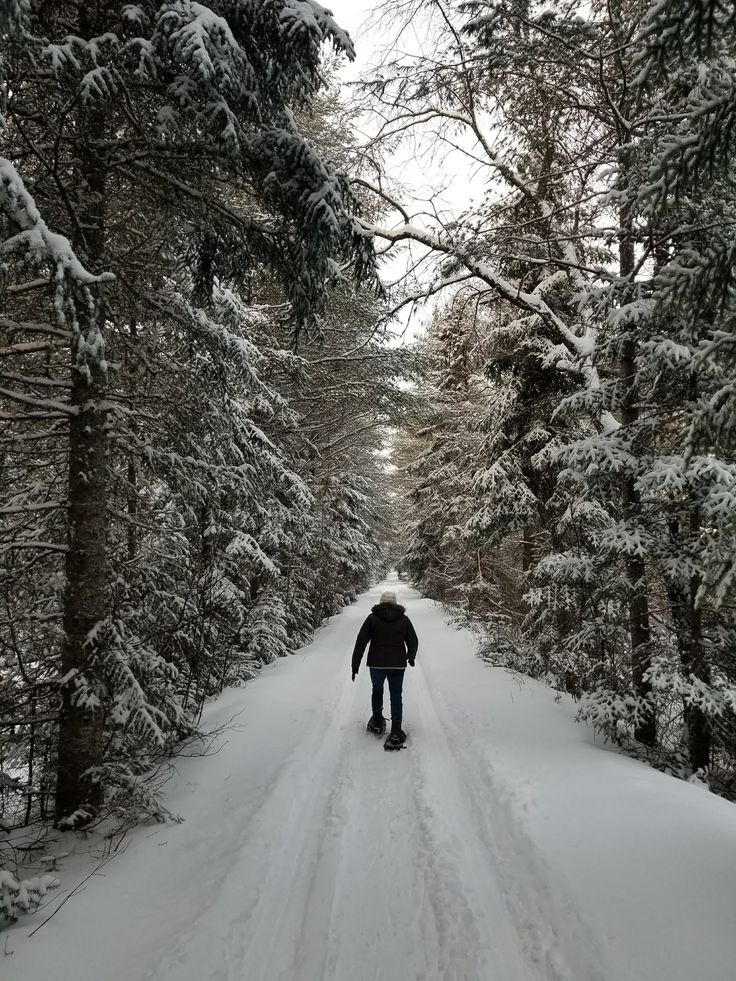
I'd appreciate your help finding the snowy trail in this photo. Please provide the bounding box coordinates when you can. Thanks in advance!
[9,580,736,981]
[139,584,534,981]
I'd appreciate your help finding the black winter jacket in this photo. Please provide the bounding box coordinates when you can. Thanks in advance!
[352,603,419,672]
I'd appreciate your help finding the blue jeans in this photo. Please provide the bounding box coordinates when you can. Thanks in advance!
[370,667,405,723]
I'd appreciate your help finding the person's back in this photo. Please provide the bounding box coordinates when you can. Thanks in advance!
[351,590,418,750]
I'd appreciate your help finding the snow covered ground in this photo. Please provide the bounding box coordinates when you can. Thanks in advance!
[7,579,736,981]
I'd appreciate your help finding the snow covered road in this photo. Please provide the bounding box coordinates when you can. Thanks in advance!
[9,580,736,981]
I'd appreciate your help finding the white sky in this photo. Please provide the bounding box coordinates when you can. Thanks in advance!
[330,1,392,71]
[324,1,489,343]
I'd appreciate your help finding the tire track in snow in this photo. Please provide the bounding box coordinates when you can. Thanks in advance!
[407,658,532,980]
[142,615,365,981]
[220,663,359,981]
[316,722,436,981]
[320,640,533,981]
[410,598,608,981]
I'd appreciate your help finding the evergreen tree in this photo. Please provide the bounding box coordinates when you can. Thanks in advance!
[376,0,736,787]
[0,0,375,827]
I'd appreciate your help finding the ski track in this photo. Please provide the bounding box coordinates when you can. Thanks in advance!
[139,582,602,981]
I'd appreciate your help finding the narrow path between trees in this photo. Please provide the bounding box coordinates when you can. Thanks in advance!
[10,580,736,981]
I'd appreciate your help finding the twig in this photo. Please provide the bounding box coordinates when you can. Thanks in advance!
[26,846,126,938]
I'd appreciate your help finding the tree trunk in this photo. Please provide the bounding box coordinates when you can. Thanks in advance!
[127,322,139,563]
[54,46,110,825]
[619,211,656,747]
[684,578,710,771]
[666,519,711,771]
[55,318,109,825]
[521,525,534,573]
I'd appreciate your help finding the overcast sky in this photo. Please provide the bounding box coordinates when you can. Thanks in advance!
[325,1,485,341]
[331,1,388,69]
[330,0,485,218]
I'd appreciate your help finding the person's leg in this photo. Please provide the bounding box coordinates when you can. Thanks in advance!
[369,667,387,717]
[386,669,405,727]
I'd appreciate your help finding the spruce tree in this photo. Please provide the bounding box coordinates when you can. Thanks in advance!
[0,0,374,827]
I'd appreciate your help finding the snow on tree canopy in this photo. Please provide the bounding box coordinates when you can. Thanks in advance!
[0,159,110,289]
[5,0,372,332]
[0,0,386,836]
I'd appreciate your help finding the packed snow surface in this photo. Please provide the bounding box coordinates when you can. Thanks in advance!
[8,579,736,981]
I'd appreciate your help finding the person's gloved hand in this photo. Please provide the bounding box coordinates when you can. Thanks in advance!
[408,659,415,667]
[352,668,358,681]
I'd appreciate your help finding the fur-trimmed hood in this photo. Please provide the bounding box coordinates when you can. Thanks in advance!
[371,602,406,623]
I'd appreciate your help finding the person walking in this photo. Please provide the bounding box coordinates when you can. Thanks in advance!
[351,590,419,750]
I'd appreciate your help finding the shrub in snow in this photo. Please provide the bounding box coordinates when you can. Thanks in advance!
[577,689,657,745]
[0,868,58,926]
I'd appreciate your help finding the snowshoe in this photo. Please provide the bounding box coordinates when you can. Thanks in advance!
[367,714,386,735]
[384,728,407,751]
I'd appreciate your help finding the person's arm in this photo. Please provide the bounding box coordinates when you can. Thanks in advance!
[405,617,418,665]
[352,616,372,679]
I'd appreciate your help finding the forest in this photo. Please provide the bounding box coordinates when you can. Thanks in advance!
[2,0,736,931]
